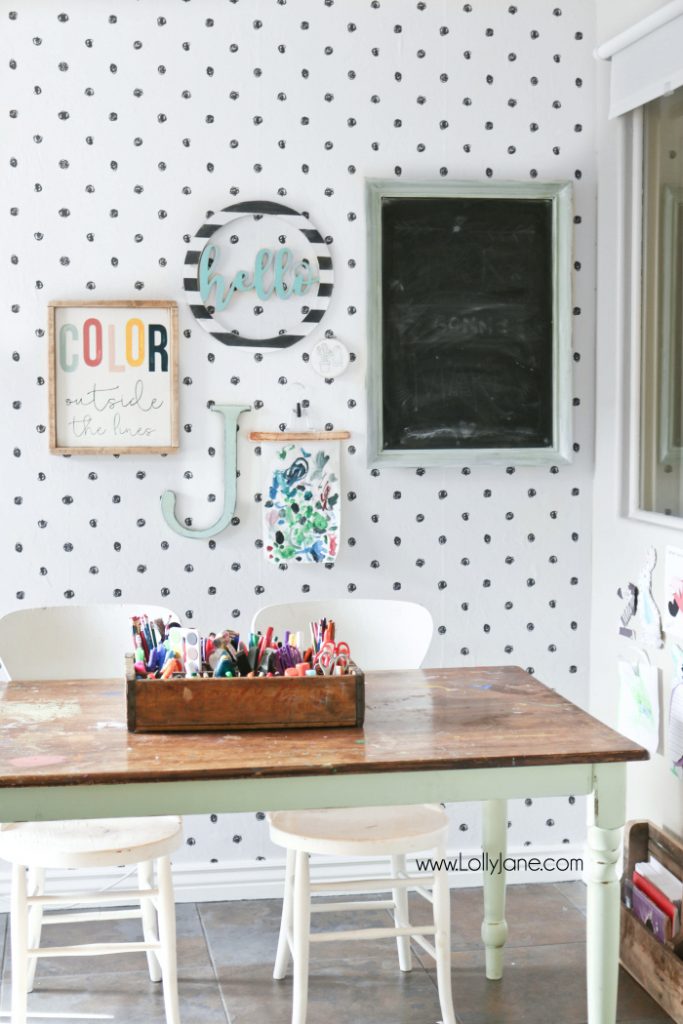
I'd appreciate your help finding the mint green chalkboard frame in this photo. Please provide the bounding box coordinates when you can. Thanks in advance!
[366,180,574,467]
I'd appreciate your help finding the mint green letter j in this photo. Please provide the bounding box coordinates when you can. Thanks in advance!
[160,404,251,540]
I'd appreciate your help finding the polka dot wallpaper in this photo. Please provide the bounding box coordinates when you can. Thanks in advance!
[2,0,594,874]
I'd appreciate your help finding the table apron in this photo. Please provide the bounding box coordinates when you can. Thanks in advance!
[0,763,597,822]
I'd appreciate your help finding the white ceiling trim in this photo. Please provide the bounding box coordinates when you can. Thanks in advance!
[596,0,683,117]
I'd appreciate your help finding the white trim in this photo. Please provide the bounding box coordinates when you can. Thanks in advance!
[0,844,585,910]
[626,109,646,521]
[618,98,683,527]
[658,185,683,463]
[624,507,683,530]
[595,1,683,60]
[596,4,683,118]
[622,107,683,525]
[614,114,631,520]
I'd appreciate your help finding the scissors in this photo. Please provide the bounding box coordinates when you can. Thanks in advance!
[315,641,351,675]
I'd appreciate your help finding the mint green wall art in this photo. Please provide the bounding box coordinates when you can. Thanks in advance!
[198,244,319,310]
[263,441,341,564]
[160,403,250,540]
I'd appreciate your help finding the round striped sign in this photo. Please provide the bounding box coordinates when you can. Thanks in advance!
[183,200,334,349]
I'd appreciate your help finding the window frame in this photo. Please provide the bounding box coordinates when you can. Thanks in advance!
[623,102,683,527]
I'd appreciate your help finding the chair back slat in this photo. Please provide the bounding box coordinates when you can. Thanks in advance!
[251,599,433,671]
[0,604,177,681]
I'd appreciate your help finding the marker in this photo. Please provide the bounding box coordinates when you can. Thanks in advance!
[257,626,274,670]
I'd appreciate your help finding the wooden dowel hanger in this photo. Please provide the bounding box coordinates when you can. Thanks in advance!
[249,431,351,442]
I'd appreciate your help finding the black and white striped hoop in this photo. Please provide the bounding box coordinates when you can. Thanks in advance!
[183,200,333,349]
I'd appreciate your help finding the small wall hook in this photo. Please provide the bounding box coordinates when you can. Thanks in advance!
[287,381,310,430]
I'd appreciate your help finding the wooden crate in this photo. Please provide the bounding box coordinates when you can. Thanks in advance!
[620,820,683,1024]
[125,664,365,732]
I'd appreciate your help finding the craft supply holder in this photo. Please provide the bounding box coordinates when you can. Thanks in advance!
[620,819,683,1024]
[125,659,365,732]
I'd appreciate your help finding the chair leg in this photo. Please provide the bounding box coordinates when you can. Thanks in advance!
[10,863,29,1024]
[433,845,456,1024]
[291,850,311,1024]
[26,866,44,993]
[138,860,162,983]
[274,848,296,980]
[156,856,180,1024]
[391,854,412,972]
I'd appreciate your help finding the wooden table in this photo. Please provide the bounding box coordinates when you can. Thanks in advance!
[0,666,647,1024]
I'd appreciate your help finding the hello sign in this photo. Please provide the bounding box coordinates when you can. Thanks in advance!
[184,199,334,348]
[199,243,319,310]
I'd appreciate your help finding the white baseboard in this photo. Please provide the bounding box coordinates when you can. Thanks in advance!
[0,844,584,910]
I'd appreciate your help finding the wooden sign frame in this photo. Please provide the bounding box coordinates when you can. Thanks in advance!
[366,179,573,467]
[48,300,179,455]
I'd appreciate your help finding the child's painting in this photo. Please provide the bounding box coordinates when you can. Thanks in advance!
[668,646,683,773]
[617,657,660,754]
[263,442,340,564]
[664,546,683,637]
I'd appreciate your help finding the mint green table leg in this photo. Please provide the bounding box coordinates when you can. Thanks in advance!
[481,798,509,980]
[586,763,626,1024]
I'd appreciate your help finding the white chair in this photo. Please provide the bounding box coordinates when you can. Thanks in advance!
[253,600,455,1024]
[0,604,183,1024]
[0,603,179,681]
[251,598,433,670]
[269,804,456,1024]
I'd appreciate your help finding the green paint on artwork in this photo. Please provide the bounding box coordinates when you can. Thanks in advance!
[264,443,340,564]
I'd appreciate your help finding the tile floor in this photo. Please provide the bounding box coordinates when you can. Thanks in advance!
[0,881,672,1024]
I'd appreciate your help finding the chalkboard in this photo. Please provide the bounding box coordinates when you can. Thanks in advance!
[367,181,573,466]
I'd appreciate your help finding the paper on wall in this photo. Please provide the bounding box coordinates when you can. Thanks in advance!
[617,657,660,753]
[669,644,683,773]
[262,441,340,565]
[664,546,683,638]
[636,547,663,648]
[617,582,638,638]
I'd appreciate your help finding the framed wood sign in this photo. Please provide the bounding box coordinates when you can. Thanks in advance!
[367,180,573,466]
[48,300,179,454]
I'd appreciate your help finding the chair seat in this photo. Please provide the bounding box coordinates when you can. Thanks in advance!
[268,804,448,857]
[0,816,183,869]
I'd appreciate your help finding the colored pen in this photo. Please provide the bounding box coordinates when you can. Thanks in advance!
[258,626,274,670]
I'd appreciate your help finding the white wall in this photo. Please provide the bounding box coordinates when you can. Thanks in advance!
[1,0,596,889]
[592,0,683,835]
[596,0,666,39]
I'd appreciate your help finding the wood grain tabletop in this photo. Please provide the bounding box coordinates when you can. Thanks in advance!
[0,666,648,787]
